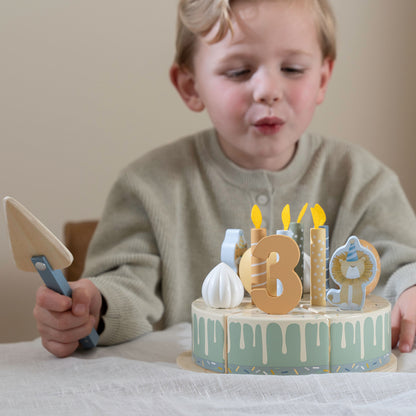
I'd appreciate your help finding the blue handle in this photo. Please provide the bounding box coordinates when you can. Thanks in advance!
[31,255,99,349]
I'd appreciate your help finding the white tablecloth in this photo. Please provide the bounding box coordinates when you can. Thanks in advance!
[1,323,416,415]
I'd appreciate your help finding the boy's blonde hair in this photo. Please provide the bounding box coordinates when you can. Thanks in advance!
[174,0,337,69]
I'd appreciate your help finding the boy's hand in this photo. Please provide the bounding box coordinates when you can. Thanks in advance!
[33,279,102,358]
[391,285,416,352]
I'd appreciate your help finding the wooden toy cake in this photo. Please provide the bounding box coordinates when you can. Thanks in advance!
[189,204,394,375]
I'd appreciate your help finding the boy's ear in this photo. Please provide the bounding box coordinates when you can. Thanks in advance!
[170,64,205,112]
[316,59,335,105]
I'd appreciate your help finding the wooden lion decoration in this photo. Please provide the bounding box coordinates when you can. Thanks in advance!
[327,236,379,310]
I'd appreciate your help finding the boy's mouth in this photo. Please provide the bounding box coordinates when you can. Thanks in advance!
[253,117,285,134]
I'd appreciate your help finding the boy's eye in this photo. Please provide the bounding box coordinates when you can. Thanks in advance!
[225,68,252,80]
[282,66,306,76]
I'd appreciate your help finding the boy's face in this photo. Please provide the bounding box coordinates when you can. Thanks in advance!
[175,0,333,170]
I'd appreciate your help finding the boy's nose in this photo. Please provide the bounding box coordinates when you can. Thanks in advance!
[253,70,282,105]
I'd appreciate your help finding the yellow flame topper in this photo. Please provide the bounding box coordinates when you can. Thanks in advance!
[281,204,290,230]
[251,204,263,229]
[310,203,326,228]
[296,203,308,223]
[282,203,308,229]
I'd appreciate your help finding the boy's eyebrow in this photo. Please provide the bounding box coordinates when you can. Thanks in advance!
[218,48,315,63]
[283,49,315,58]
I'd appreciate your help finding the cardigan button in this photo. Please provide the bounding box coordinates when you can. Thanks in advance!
[256,194,269,205]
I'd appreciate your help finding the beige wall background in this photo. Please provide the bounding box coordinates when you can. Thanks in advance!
[0,0,415,343]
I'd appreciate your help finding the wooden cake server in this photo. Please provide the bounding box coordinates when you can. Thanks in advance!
[3,196,99,349]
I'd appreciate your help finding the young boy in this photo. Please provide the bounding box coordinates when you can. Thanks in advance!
[34,0,416,358]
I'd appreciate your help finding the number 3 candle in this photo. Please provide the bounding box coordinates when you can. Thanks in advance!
[310,204,327,306]
[250,204,302,315]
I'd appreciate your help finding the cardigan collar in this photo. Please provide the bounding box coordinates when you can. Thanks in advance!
[198,128,313,191]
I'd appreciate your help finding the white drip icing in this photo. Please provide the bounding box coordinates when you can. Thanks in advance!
[299,321,308,362]
[316,323,320,347]
[205,319,209,356]
[214,320,217,344]
[260,321,308,363]
[353,321,356,344]
[341,321,346,349]
[240,325,245,350]
[342,316,367,359]
[197,317,200,346]
[360,317,365,359]
[281,322,289,355]
[387,312,390,349]
[334,308,382,359]
[260,322,269,365]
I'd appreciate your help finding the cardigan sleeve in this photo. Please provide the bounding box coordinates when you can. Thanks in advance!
[356,173,416,303]
[328,147,416,305]
[82,168,164,345]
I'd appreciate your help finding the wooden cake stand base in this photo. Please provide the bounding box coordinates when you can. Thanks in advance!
[177,351,397,374]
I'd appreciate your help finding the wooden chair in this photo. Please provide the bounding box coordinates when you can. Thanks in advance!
[63,220,98,281]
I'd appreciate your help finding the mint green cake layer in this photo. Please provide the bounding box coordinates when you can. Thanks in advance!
[227,316,330,370]
[192,313,225,373]
[192,299,254,373]
[329,301,391,369]
[191,296,391,375]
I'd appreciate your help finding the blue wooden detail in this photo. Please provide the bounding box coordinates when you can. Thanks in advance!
[31,255,72,296]
[220,229,247,273]
[31,255,99,349]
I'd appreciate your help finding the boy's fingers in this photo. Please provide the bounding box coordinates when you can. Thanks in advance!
[71,287,90,317]
[391,304,401,349]
[70,279,103,321]
[41,339,79,358]
[399,316,416,353]
[36,286,72,312]
[391,286,416,352]
[38,315,96,357]
[38,315,96,344]
[34,279,101,357]
[34,307,90,331]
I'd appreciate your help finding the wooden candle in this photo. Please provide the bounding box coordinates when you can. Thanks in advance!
[310,204,327,306]
[250,205,267,293]
[289,222,304,286]
[290,202,307,290]
[319,224,330,289]
[251,234,302,314]
[278,203,307,292]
